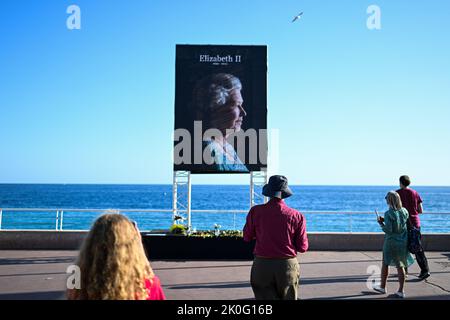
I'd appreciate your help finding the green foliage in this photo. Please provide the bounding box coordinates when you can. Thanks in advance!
[188,230,215,238]
[169,224,187,235]
[188,229,243,238]
[220,230,243,237]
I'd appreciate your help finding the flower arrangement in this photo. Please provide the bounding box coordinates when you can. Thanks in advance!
[167,218,243,238]
[188,229,243,238]
[169,224,187,235]
[214,223,222,236]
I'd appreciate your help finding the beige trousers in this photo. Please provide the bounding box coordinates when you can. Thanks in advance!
[250,256,300,300]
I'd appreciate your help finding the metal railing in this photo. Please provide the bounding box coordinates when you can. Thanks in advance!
[0,208,449,233]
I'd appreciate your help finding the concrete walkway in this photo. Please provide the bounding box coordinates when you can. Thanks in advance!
[0,250,449,300]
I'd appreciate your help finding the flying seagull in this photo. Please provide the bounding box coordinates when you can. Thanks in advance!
[292,11,303,22]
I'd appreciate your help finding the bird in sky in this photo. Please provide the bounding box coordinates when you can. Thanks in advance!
[292,11,303,22]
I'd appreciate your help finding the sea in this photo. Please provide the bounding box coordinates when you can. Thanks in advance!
[1,184,449,233]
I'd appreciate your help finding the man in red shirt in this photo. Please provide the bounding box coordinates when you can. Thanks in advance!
[243,175,308,300]
[396,175,430,280]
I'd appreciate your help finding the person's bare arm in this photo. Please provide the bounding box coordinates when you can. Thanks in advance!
[418,203,423,214]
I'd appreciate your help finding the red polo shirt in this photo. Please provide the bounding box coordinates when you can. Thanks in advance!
[243,198,308,258]
[396,187,423,228]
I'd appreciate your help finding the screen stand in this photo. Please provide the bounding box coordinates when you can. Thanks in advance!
[172,170,267,234]
[172,171,192,234]
[250,170,268,208]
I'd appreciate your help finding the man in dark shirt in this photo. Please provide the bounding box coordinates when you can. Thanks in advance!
[397,175,430,280]
[243,175,308,300]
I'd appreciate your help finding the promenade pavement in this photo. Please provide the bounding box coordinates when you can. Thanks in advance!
[0,250,449,300]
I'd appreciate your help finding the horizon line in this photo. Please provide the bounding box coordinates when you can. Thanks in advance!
[1,182,450,188]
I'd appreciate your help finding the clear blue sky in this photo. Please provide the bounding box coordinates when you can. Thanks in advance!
[1,0,449,185]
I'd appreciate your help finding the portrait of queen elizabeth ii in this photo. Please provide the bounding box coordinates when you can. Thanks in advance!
[192,73,249,172]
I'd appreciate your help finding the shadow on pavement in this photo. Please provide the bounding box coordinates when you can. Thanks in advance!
[0,291,65,300]
[167,281,250,290]
[0,257,75,266]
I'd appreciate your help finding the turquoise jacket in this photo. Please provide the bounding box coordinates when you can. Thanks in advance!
[380,208,415,267]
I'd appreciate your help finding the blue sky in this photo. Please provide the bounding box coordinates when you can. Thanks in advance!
[0,0,449,185]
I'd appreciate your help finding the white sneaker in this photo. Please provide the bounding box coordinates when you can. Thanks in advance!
[373,285,386,294]
[395,291,405,298]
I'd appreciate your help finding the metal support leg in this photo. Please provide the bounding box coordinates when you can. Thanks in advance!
[250,170,268,208]
[172,171,192,234]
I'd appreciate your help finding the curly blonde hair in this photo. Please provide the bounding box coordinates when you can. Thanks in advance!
[68,213,153,300]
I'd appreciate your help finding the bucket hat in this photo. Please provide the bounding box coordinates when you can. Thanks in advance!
[262,175,293,199]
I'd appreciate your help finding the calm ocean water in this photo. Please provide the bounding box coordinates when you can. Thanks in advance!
[1,184,449,233]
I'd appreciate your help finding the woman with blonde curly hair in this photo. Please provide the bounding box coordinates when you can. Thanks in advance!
[67,213,165,300]
[373,191,414,298]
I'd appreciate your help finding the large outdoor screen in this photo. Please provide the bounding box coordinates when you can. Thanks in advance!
[173,44,267,174]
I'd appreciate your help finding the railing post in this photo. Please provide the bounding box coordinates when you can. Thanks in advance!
[60,210,64,231]
[0,208,3,230]
[55,210,59,230]
[349,213,352,233]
